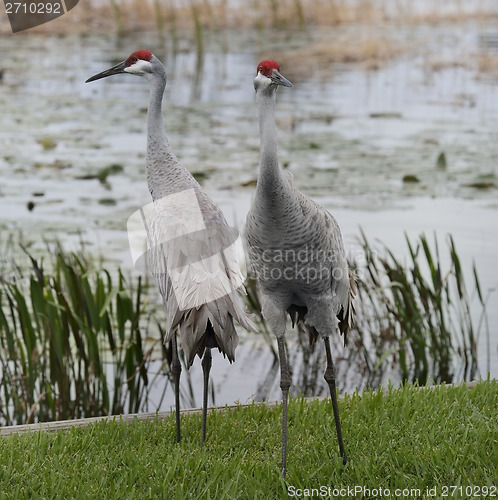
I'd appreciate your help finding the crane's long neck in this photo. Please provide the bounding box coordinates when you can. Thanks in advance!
[146,69,196,201]
[255,88,292,209]
[256,89,281,187]
[147,72,168,148]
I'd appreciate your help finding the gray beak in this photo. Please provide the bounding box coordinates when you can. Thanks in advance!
[85,60,127,83]
[270,69,293,88]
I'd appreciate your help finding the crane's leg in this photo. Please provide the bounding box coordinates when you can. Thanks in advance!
[323,336,347,465]
[171,335,182,443]
[277,336,291,478]
[201,347,212,448]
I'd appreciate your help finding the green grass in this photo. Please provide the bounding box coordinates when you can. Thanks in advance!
[0,381,496,499]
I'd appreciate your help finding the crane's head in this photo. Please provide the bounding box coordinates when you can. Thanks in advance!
[254,60,292,92]
[86,50,161,83]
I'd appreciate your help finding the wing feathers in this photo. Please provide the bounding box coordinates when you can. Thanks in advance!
[337,268,357,345]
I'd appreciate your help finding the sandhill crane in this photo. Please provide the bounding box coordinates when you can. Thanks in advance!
[86,50,256,446]
[246,60,356,476]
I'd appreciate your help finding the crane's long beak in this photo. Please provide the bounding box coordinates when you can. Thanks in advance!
[85,60,127,83]
[270,69,292,88]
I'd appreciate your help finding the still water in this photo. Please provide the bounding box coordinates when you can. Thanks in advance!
[0,21,497,409]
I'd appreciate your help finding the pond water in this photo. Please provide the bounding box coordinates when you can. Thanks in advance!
[0,20,497,410]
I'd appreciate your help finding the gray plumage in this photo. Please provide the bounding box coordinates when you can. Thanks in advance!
[86,50,255,445]
[246,174,356,343]
[245,60,356,475]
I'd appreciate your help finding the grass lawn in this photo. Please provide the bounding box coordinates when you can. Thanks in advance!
[0,381,496,499]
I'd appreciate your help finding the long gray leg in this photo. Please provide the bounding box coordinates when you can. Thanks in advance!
[324,336,347,465]
[201,347,212,448]
[171,335,182,443]
[277,336,291,477]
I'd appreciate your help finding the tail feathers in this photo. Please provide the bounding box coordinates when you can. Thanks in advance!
[180,314,238,367]
[165,290,258,367]
[287,305,320,345]
[337,268,357,346]
[288,268,357,347]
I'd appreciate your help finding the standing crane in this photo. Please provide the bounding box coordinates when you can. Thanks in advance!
[246,60,356,476]
[86,50,256,446]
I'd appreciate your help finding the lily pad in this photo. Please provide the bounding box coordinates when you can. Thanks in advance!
[403,174,420,183]
[241,179,257,187]
[464,181,496,189]
[192,171,210,182]
[39,136,57,150]
[369,112,402,119]
[98,198,117,206]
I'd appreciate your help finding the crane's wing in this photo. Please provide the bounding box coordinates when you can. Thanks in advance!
[292,191,356,344]
[145,188,256,364]
[320,208,357,344]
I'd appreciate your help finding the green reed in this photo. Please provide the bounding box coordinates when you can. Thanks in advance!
[0,247,153,426]
[352,230,485,386]
[108,0,124,37]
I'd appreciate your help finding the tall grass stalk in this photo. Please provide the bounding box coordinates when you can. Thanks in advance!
[108,0,124,37]
[165,0,179,56]
[293,0,306,30]
[191,1,204,57]
[153,0,165,44]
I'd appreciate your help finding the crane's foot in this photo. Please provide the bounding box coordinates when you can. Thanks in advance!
[324,337,347,465]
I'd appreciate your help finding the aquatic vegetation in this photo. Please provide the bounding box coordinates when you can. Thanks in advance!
[436,151,447,169]
[38,136,57,151]
[0,245,154,426]
[351,231,486,387]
